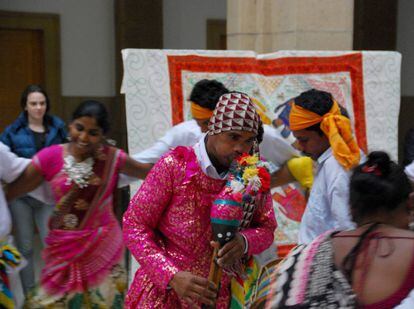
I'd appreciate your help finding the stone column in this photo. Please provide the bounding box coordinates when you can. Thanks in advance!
[227,0,354,53]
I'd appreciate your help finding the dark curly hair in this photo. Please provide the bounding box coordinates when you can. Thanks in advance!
[189,79,229,110]
[350,151,412,223]
[71,100,110,134]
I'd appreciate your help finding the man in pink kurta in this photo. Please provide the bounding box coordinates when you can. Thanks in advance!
[123,92,277,308]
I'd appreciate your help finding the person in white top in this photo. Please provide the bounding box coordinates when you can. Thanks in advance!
[0,142,30,308]
[288,89,362,244]
[132,79,228,164]
[120,80,299,186]
[0,143,31,241]
[130,122,299,174]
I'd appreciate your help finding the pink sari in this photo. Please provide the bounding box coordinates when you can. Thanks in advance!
[32,144,126,296]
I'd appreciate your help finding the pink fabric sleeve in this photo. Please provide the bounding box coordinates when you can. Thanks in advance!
[116,148,127,171]
[113,148,127,176]
[240,192,277,256]
[32,145,63,181]
[122,152,180,290]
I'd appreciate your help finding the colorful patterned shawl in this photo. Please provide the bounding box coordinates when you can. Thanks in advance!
[265,231,357,308]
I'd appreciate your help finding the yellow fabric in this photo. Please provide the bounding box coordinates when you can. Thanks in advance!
[289,100,360,170]
[230,257,261,308]
[287,156,314,190]
[251,98,272,125]
[230,278,245,308]
[0,293,14,309]
[190,102,214,119]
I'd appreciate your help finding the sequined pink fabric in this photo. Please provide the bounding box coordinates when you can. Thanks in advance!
[32,145,127,295]
[123,146,276,308]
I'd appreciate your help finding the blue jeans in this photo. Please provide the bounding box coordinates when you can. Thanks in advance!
[9,195,54,294]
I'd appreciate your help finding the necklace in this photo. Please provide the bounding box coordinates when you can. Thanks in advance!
[63,155,94,188]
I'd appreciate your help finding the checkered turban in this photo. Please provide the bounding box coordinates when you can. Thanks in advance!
[207,92,261,136]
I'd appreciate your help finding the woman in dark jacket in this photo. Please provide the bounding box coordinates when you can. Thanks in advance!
[0,85,67,296]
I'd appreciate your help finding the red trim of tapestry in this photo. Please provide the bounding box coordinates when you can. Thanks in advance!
[167,53,367,153]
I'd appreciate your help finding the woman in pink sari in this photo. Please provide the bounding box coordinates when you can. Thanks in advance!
[7,100,151,308]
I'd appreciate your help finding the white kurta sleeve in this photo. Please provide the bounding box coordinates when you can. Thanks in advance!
[118,120,202,187]
[0,142,30,239]
[0,143,30,183]
[259,125,299,170]
[329,172,355,231]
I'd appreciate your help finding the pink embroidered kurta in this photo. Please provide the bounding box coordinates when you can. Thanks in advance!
[123,146,276,308]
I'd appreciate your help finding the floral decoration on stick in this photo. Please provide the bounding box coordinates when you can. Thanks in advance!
[211,153,271,246]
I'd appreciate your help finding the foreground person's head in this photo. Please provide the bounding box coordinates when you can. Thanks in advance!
[206,92,263,171]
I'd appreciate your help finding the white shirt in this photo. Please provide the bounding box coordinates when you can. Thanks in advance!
[133,119,201,164]
[133,121,297,166]
[118,122,298,187]
[0,142,30,239]
[405,161,414,182]
[298,148,356,244]
[260,125,300,170]
[117,120,201,187]
[193,134,227,180]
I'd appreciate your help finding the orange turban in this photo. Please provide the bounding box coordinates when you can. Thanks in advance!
[191,102,214,119]
[289,100,360,170]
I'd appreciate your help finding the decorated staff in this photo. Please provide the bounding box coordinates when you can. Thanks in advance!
[208,152,271,307]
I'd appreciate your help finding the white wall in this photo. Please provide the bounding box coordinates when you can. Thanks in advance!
[397,0,414,97]
[1,0,115,97]
[163,0,226,49]
[1,0,226,95]
[2,0,412,96]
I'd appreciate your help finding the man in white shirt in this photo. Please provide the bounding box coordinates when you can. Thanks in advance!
[288,89,361,244]
[120,80,299,186]
[0,142,30,307]
[132,79,229,165]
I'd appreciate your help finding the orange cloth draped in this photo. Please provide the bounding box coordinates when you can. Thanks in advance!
[289,101,360,170]
[190,102,213,119]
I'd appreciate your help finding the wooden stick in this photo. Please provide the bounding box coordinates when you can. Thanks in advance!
[202,247,222,309]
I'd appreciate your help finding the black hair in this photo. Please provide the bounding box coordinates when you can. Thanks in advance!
[350,151,412,222]
[71,100,110,134]
[342,151,412,284]
[20,84,51,113]
[189,79,229,111]
[257,121,264,144]
[293,89,334,135]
